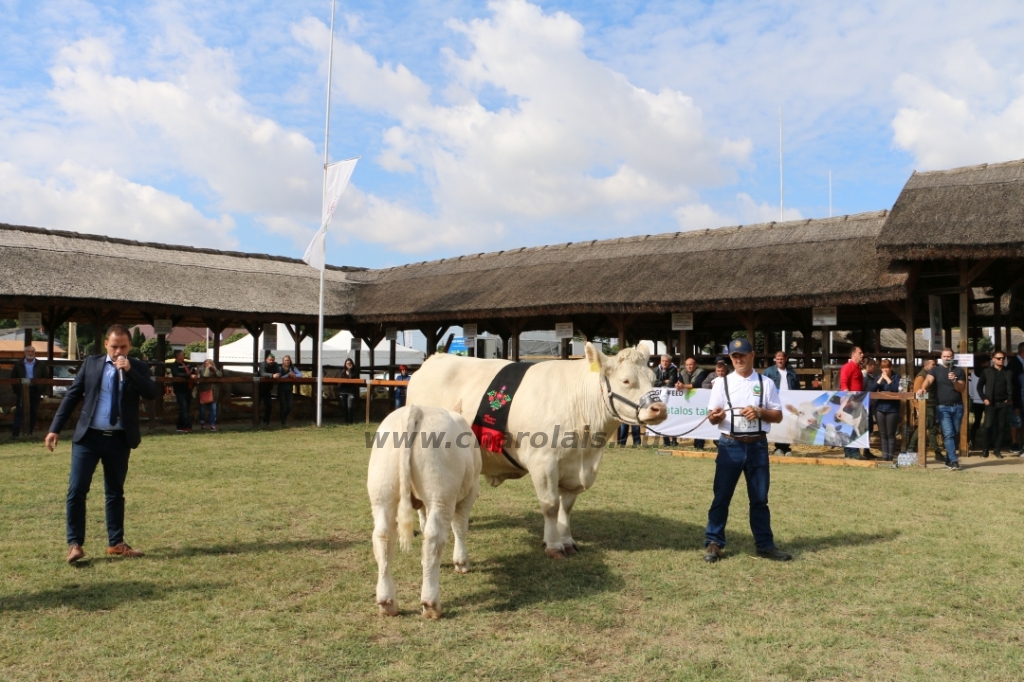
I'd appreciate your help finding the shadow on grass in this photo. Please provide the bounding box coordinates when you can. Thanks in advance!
[157,538,352,559]
[0,580,225,613]
[784,529,900,553]
[458,509,705,612]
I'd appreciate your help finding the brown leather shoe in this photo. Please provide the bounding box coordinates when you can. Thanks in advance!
[107,542,145,558]
[67,544,85,564]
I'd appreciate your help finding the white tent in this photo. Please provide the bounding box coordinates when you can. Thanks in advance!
[201,323,424,373]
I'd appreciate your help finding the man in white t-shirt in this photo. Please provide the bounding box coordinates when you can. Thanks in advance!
[703,337,792,563]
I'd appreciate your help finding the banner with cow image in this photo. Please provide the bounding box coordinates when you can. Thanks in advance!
[656,388,870,448]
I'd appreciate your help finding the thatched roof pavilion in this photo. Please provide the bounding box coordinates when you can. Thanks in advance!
[879,158,1024,260]
[3,156,1023,370]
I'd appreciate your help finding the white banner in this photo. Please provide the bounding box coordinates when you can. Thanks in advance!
[656,387,870,448]
[302,157,359,271]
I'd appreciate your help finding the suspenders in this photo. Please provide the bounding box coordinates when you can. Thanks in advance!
[722,373,765,436]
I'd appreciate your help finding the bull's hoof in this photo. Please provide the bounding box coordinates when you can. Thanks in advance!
[544,547,567,560]
[421,601,443,619]
[562,542,578,556]
[377,599,398,617]
[485,475,506,488]
[453,560,470,574]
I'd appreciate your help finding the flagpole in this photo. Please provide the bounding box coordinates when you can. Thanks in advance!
[317,0,337,428]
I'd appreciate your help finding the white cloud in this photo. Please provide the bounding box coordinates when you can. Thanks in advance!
[673,193,802,232]
[292,0,749,250]
[0,161,236,247]
[891,42,1024,170]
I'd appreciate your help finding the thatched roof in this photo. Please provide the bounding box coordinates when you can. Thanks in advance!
[879,158,1024,259]
[0,223,360,321]
[350,211,909,323]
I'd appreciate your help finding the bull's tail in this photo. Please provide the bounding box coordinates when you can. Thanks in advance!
[397,406,422,552]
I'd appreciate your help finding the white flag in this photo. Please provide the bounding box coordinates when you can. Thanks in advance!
[303,157,359,271]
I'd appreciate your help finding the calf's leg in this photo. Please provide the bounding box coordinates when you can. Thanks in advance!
[371,502,399,616]
[420,504,452,619]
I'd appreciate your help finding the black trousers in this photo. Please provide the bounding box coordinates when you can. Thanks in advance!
[984,402,1011,453]
[970,403,985,446]
[875,410,900,460]
[12,390,42,436]
[66,429,131,547]
[261,390,274,425]
[278,389,294,425]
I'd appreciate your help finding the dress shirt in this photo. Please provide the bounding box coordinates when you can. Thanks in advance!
[89,355,124,431]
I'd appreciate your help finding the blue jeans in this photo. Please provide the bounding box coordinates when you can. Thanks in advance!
[937,403,964,464]
[705,436,775,551]
[66,429,131,547]
[618,423,640,446]
[174,390,192,429]
[199,402,218,426]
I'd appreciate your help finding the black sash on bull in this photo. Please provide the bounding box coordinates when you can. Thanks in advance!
[472,362,531,471]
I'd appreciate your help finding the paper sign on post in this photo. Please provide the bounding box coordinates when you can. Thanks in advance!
[671,313,694,331]
[812,306,837,327]
[385,327,398,341]
[954,353,974,368]
[555,323,574,339]
[18,312,42,329]
[153,319,173,336]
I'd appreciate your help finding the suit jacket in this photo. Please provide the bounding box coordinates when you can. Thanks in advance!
[977,366,1014,404]
[10,358,50,396]
[49,355,159,449]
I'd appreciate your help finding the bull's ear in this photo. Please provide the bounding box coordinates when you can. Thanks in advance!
[584,342,607,373]
[635,343,651,363]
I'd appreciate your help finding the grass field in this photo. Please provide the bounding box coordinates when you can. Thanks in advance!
[2,424,1023,681]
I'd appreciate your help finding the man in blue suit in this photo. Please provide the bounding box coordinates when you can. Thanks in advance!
[45,324,159,564]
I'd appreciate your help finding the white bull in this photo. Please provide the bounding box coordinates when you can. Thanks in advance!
[367,405,481,619]
[407,343,666,559]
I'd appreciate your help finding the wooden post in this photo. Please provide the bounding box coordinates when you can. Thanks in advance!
[310,321,319,377]
[959,261,970,454]
[678,330,688,363]
[21,380,32,436]
[904,297,915,377]
[917,398,927,467]
[388,338,397,409]
[821,326,831,367]
[365,381,372,423]
[253,376,261,428]
[560,338,569,359]
[212,328,222,366]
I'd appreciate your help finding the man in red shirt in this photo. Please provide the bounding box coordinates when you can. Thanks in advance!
[838,346,874,459]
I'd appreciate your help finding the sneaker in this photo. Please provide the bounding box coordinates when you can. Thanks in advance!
[934,453,946,463]
[175,428,186,433]
[1012,444,1023,454]
[981,451,990,458]
[106,542,145,558]
[944,460,961,470]
[862,452,878,461]
[994,452,1004,459]
[210,425,217,432]
[756,548,793,561]
[704,542,723,563]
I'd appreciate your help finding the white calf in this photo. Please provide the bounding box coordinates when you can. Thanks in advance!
[367,405,481,619]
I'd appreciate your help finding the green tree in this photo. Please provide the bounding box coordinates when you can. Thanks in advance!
[184,341,207,359]
[140,337,173,362]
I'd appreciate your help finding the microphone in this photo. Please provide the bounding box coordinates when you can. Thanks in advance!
[117,354,124,382]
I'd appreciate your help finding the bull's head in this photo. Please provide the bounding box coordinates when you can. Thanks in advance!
[585,342,667,425]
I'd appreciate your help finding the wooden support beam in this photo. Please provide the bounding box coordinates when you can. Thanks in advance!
[904,297,915,377]
[964,258,995,286]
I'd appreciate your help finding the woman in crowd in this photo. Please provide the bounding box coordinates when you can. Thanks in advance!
[340,357,359,424]
[277,355,302,426]
[197,358,223,431]
[873,359,902,461]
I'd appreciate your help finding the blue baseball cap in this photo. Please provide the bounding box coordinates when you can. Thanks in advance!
[729,338,753,355]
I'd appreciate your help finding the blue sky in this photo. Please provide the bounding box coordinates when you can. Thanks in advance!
[2,0,1023,269]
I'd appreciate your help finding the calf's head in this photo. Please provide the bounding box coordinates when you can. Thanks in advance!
[586,342,666,425]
